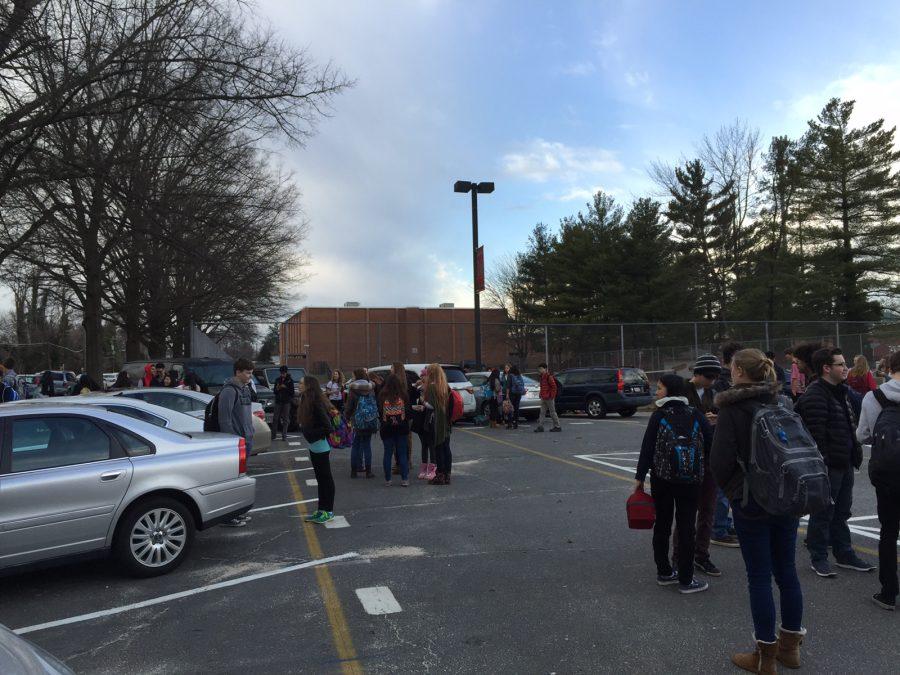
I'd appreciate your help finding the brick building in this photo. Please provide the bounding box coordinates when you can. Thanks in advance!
[279,306,510,375]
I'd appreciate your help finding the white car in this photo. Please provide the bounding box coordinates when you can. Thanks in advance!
[3,396,204,433]
[113,388,271,454]
[366,363,477,419]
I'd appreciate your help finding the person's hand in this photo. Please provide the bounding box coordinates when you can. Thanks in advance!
[706,412,718,424]
[634,480,644,492]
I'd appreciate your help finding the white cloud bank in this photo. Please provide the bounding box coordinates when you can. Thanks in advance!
[501,139,623,183]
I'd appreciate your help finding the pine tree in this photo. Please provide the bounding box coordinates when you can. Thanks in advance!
[800,98,900,320]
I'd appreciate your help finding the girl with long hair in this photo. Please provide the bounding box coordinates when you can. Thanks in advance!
[506,365,525,429]
[297,376,337,524]
[379,374,411,486]
[711,349,806,672]
[413,368,436,480]
[487,368,502,428]
[424,363,454,485]
[345,368,376,478]
[847,354,878,395]
[326,370,345,412]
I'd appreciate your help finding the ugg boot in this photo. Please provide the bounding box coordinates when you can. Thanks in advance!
[731,636,778,674]
[776,626,806,669]
[428,472,445,485]
[365,466,374,478]
[417,463,428,479]
[425,463,437,480]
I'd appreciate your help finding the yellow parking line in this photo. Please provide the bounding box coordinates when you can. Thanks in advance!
[464,430,889,559]
[284,468,362,674]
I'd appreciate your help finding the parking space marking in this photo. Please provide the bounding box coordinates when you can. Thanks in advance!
[13,552,359,636]
[295,456,310,462]
[260,448,303,456]
[289,442,303,446]
[355,586,402,615]
[250,497,317,513]
[574,454,638,474]
[324,516,350,529]
[251,467,315,478]
[306,479,318,487]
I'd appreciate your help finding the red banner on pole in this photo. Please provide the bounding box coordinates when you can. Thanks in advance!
[475,245,485,293]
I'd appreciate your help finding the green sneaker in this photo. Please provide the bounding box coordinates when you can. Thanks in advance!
[304,510,322,522]
[312,511,335,524]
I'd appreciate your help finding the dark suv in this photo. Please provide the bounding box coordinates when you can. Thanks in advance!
[555,367,652,418]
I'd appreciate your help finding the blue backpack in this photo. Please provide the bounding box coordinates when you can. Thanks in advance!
[1,380,20,402]
[353,393,379,431]
[652,406,703,484]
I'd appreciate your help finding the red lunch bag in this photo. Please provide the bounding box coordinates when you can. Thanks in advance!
[626,487,656,529]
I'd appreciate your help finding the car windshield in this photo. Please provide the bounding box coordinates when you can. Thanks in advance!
[265,368,305,383]
[522,375,538,387]
[624,369,648,384]
[443,368,469,384]
[188,364,234,387]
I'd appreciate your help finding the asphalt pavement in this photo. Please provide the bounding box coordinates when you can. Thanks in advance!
[1,413,896,674]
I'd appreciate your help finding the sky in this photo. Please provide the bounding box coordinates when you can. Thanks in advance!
[4,0,900,316]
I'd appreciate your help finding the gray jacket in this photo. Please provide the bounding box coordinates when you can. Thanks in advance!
[857,378,900,444]
[218,377,255,449]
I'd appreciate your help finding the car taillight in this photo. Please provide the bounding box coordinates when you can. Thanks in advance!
[617,369,624,393]
[238,438,247,474]
[253,410,265,420]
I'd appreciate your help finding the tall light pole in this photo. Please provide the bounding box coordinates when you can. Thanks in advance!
[454,180,494,368]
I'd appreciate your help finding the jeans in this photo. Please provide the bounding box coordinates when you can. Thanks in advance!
[673,464,718,564]
[383,434,409,480]
[507,393,522,425]
[651,478,700,586]
[272,402,292,439]
[876,485,900,601]
[434,439,452,476]
[732,496,803,642]
[712,488,733,538]
[807,466,854,562]
[350,432,372,471]
[418,432,433,464]
[538,399,560,428]
[308,450,335,512]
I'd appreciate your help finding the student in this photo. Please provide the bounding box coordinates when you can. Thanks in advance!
[487,368,502,428]
[325,370,345,412]
[413,368,436,480]
[150,362,167,387]
[297,376,337,524]
[272,365,295,442]
[506,365,525,429]
[857,350,900,611]
[634,373,713,595]
[218,358,256,527]
[111,370,132,390]
[534,363,561,433]
[345,368,376,478]
[711,349,806,672]
[798,347,874,577]
[425,363,454,485]
[847,355,878,396]
[379,374,411,486]
[39,370,55,397]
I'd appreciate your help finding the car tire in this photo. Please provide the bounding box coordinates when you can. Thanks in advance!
[586,396,607,419]
[113,496,195,578]
[618,408,637,418]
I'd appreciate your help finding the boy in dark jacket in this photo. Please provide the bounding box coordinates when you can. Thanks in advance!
[272,365,295,442]
[797,347,874,577]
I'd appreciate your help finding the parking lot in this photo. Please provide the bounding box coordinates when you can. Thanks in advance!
[2,413,896,674]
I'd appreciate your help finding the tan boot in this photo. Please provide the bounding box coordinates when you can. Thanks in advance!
[731,636,778,674]
[776,626,806,669]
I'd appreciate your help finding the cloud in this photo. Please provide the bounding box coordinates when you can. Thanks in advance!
[560,60,596,76]
[593,30,617,50]
[624,70,649,88]
[550,185,606,202]
[501,139,623,183]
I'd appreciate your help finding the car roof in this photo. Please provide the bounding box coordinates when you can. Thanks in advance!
[0,396,197,421]
[0,402,190,438]
[368,363,462,372]
[121,387,210,398]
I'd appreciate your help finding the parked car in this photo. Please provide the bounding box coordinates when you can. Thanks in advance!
[467,371,541,420]
[102,372,119,389]
[366,363,476,419]
[0,405,255,577]
[6,396,205,433]
[0,623,74,674]
[554,367,652,418]
[113,388,271,454]
[16,375,38,400]
[33,371,76,397]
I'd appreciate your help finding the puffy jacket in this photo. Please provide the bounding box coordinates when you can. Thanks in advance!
[344,379,374,426]
[539,372,557,400]
[710,381,781,502]
[797,379,861,470]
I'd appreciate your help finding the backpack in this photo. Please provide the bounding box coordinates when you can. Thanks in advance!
[741,403,831,517]
[353,393,379,431]
[449,389,464,422]
[327,411,354,449]
[1,380,20,402]
[203,383,238,432]
[652,406,704,484]
[510,376,525,396]
[869,389,900,480]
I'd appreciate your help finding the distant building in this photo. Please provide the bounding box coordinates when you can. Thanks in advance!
[279,305,509,374]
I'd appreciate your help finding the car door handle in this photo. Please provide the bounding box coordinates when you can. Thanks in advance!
[100,470,124,482]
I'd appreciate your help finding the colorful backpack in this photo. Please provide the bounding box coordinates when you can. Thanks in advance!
[353,393,379,431]
[652,406,704,484]
[327,411,354,449]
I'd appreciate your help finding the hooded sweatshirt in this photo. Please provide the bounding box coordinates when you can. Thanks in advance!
[857,377,900,444]
[217,376,255,451]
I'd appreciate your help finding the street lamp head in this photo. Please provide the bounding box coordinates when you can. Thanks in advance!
[476,182,495,194]
[453,180,473,193]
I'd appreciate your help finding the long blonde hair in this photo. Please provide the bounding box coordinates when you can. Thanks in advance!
[850,354,869,378]
[732,348,776,383]
[426,363,449,409]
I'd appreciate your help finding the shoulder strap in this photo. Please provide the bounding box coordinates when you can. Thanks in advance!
[874,388,897,409]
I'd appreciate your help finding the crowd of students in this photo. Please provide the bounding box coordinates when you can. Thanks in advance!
[635,342,900,673]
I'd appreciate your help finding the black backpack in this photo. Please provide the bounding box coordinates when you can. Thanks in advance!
[741,404,830,517]
[869,389,900,480]
[652,406,704,484]
[203,383,238,432]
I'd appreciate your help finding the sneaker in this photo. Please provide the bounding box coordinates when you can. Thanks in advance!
[304,510,322,522]
[222,517,247,528]
[550,426,562,432]
[810,559,837,578]
[401,480,409,487]
[240,515,252,522]
[836,553,877,572]
[312,511,334,524]
[710,534,740,548]
[657,572,679,586]
[679,579,709,594]
[694,559,722,577]
[417,463,427,479]
[533,426,545,433]
[385,480,392,487]
[872,592,896,611]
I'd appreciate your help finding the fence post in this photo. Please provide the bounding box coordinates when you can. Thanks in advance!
[693,322,699,358]
[765,321,770,351]
[544,325,549,366]
[835,320,840,349]
[620,324,625,367]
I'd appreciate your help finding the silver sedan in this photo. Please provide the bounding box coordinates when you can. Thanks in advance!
[0,405,255,577]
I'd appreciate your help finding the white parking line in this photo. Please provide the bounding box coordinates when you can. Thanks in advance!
[574,454,637,474]
[355,586,402,615]
[288,442,303,446]
[250,467,314,478]
[294,456,310,462]
[324,515,350,529]
[259,448,303,456]
[14,552,359,635]
[306,479,318,487]
[249,498,317,513]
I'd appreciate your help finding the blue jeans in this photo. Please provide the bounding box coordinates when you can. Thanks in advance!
[732,496,803,642]
[383,434,409,481]
[807,466,853,562]
[713,488,733,538]
[351,432,372,471]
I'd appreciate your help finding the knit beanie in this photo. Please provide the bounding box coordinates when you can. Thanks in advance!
[694,353,722,375]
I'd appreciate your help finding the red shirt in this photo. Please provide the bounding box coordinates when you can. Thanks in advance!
[847,371,877,395]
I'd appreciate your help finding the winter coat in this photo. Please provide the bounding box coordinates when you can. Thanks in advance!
[847,371,878,396]
[713,369,733,394]
[635,398,713,483]
[710,381,782,502]
[300,401,332,445]
[273,375,295,405]
[539,372,558,400]
[685,378,716,415]
[344,379,375,430]
[143,364,154,388]
[797,379,862,470]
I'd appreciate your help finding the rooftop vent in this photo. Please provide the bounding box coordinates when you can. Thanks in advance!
[439,303,455,308]
[343,301,361,307]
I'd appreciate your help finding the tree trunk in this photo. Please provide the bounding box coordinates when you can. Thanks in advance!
[82,268,104,383]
